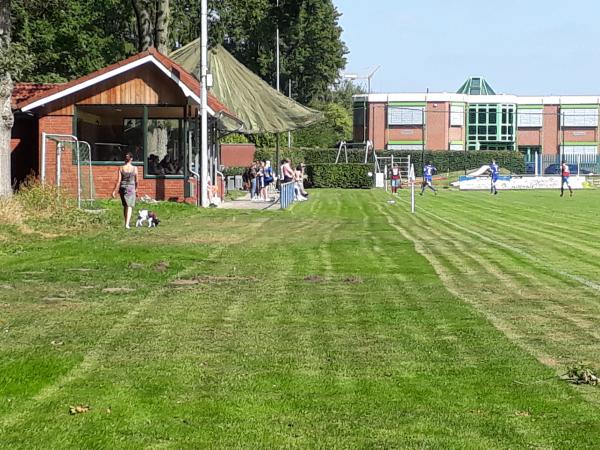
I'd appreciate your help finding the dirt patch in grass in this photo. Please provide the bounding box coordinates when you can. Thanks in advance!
[343,276,363,284]
[102,287,136,294]
[171,275,257,287]
[304,275,325,283]
[155,261,170,272]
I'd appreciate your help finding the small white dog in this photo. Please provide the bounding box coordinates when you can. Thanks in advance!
[135,209,160,228]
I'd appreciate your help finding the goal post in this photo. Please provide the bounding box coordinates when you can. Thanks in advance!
[409,163,416,214]
[41,133,95,209]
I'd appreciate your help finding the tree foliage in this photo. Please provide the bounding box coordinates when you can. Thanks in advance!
[10,0,136,82]
[207,0,347,105]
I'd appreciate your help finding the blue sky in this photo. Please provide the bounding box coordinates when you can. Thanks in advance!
[333,0,600,95]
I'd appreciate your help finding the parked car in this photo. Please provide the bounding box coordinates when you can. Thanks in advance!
[543,163,594,175]
[525,162,535,174]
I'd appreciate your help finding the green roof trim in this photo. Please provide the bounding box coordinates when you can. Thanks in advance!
[457,76,496,95]
[388,102,426,107]
[560,104,599,109]
[561,142,598,146]
[518,104,543,109]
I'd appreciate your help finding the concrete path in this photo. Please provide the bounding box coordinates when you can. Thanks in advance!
[218,192,281,210]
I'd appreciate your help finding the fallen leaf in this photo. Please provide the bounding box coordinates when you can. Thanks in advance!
[128,263,144,270]
[51,340,64,346]
[69,405,90,415]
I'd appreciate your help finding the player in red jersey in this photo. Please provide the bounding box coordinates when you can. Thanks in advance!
[560,159,573,197]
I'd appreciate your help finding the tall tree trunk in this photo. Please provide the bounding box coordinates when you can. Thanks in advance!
[154,0,169,53]
[131,0,153,51]
[0,0,13,197]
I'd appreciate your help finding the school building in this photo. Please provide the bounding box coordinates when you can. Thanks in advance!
[353,76,600,158]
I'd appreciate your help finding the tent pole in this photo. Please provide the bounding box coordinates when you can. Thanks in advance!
[276,134,280,175]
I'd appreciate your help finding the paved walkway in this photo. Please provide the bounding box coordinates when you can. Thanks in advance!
[218,192,281,210]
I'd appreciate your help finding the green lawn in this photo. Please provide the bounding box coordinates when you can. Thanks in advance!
[1,189,600,448]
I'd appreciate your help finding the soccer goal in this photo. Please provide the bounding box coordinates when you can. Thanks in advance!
[373,153,411,190]
[41,133,95,209]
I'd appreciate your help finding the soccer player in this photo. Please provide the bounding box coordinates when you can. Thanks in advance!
[490,159,500,195]
[390,164,401,194]
[420,161,437,195]
[560,159,573,197]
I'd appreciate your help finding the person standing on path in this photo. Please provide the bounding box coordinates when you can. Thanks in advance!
[112,152,138,229]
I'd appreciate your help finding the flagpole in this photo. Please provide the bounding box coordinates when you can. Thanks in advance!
[200,0,209,207]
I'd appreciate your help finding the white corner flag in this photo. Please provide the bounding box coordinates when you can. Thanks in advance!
[409,163,416,214]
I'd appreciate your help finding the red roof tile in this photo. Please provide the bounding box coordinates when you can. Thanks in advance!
[12,83,62,109]
[14,48,232,116]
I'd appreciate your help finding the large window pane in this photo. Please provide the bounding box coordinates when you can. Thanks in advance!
[387,106,424,125]
[147,119,184,176]
[76,106,144,162]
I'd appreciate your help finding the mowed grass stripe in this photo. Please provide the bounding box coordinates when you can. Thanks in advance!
[2,189,600,448]
[384,199,600,369]
[429,193,600,271]
[400,193,600,294]
[387,191,600,376]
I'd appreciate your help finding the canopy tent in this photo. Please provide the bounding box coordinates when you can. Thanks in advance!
[171,41,323,134]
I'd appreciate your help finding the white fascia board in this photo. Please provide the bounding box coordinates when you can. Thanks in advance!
[22,55,215,115]
[357,92,600,106]
[554,95,600,104]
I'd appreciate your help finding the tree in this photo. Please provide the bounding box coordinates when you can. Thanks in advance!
[199,0,347,105]
[0,0,13,197]
[281,0,347,104]
[131,0,170,52]
[292,102,352,148]
[11,0,136,82]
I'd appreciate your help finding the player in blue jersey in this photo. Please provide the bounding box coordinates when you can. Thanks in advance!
[489,159,500,195]
[420,161,437,195]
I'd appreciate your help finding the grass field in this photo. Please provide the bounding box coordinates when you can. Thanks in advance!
[1,189,600,448]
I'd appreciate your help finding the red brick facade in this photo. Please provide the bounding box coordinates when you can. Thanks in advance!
[11,49,233,203]
[355,93,600,155]
[220,143,256,167]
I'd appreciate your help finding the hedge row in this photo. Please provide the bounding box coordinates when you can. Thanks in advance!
[253,148,526,175]
[222,167,246,177]
[305,164,372,189]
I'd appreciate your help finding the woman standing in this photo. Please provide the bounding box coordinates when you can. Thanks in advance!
[112,152,138,229]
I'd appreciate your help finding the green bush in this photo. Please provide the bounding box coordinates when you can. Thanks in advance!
[222,167,246,177]
[254,148,526,175]
[306,164,372,189]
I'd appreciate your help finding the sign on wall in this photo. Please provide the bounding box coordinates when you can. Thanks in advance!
[388,106,424,126]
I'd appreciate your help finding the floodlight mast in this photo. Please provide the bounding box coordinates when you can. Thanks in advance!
[200,0,209,207]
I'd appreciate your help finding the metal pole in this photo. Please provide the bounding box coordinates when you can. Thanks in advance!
[56,143,62,187]
[410,164,415,214]
[76,141,81,208]
[200,0,209,207]
[41,132,47,183]
[288,81,292,148]
[275,0,281,171]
